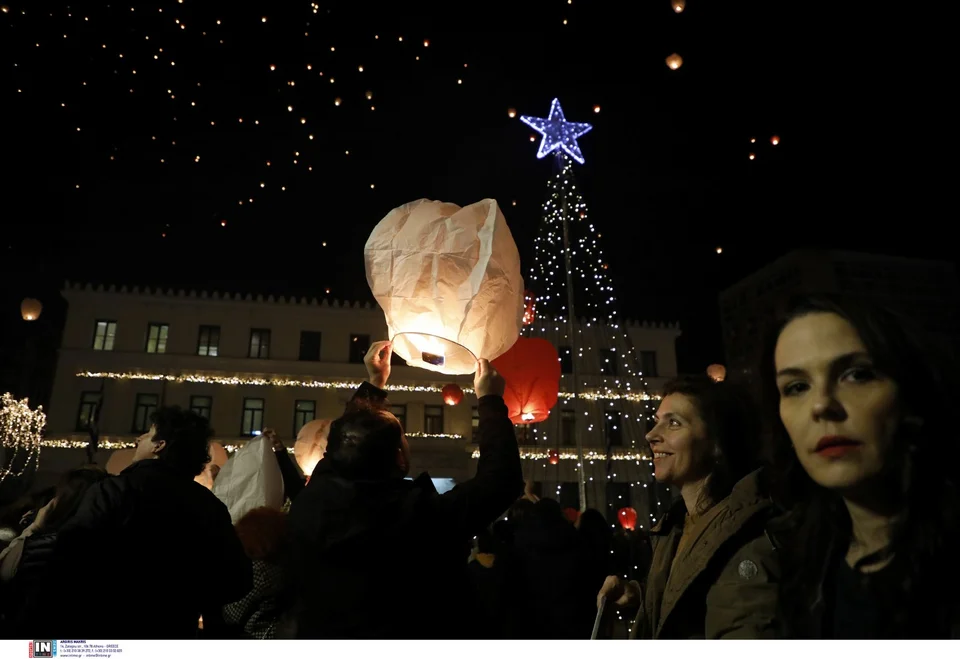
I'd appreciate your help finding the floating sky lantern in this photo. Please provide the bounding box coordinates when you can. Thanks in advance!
[442,383,464,406]
[21,298,42,321]
[618,507,638,530]
[671,0,686,13]
[707,363,726,382]
[492,337,561,425]
[522,291,536,326]
[549,449,560,465]
[665,53,683,70]
[365,198,524,375]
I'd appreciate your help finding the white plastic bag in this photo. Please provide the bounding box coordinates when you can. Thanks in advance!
[213,437,284,523]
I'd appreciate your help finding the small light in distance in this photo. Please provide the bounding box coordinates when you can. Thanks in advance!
[716,247,723,254]
[771,135,780,146]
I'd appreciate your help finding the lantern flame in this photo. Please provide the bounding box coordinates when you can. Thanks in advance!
[521,412,536,422]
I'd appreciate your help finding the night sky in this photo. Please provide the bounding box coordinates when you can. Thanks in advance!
[1,1,948,379]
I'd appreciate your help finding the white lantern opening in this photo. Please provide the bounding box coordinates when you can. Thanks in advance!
[365,198,524,375]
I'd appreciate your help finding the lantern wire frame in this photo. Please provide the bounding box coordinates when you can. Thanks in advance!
[391,331,480,375]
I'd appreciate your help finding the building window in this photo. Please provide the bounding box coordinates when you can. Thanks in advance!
[241,398,265,436]
[559,346,573,375]
[605,482,631,524]
[640,350,658,377]
[145,323,169,354]
[249,329,271,359]
[349,334,371,364]
[424,405,444,435]
[299,331,322,361]
[599,349,617,376]
[471,406,480,443]
[76,391,101,431]
[190,396,212,420]
[558,482,580,511]
[388,404,407,429]
[294,400,316,436]
[605,410,623,447]
[197,325,220,357]
[92,320,117,351]
[561,408,576,446]
[132,394,159,434]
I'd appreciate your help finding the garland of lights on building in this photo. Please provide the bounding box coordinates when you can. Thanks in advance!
[0,393,46,483]
[519,99,663,522]
[74,371,659,403]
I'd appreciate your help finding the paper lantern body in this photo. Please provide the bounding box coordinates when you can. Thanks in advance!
[21,298,42,321]
[522,291,536,326]
[548,449,560,465]
[442,383,464,406]
[706,363,726,382]
[294,418,332,477]
[492,337,561,424]
[105,448,135,475]
[213,437,284,524]
[618,507,638,531]
[562,507,580,524]
[209,441,228,468]
[365,198,524,375]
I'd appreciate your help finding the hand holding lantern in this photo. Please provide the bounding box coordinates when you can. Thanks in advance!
[364,341,393,389]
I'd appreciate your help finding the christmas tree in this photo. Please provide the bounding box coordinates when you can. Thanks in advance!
[519,99,668,529]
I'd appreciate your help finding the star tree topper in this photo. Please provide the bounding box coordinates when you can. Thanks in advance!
[520,98,593,165]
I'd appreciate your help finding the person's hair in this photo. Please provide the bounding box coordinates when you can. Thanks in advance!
[760,293,960,635]
[659,374,762,513]
[234,507,289,562]
[325,398,403,480]
[44,465,109,530]
[150,406,213,477]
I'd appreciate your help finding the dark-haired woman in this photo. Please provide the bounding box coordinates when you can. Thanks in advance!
[764,294,960,638]
[598,375,780,639]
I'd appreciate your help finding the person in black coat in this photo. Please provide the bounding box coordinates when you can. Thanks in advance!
[19,406,252,639]
[286,341,523,639]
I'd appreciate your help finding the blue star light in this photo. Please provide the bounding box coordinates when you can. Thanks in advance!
[520,98,593,165]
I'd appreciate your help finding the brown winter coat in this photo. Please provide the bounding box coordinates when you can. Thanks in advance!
[629,469,780,639]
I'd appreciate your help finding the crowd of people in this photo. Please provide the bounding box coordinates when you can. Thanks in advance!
[0,292,958,640]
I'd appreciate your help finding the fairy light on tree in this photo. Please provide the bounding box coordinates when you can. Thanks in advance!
[0,393,46,484]
[518,99,664,521]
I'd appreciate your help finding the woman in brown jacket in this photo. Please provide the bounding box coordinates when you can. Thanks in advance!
[598,375,780,639]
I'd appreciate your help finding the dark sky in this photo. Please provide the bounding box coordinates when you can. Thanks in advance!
[1,1,949,375]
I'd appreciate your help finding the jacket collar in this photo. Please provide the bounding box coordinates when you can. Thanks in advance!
[655,468,772,637]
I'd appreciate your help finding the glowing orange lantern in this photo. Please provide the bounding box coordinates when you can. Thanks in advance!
[548,449,560,465]
[294,419,332,477]
[21,298,42,321]
[442,383,464,406]
[522,290,536,326]
[563,507,580,524]
[706,363,726,382]
[106,449,135,475]
[671,0,685,12]
[365,198,524,375]
[665,53,683,70]
[618,507,638,531]
[771,135,780,146]
[492,337,561,424]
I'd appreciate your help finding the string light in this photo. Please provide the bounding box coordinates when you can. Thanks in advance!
[0,393,46,483]
[472,449,651,461]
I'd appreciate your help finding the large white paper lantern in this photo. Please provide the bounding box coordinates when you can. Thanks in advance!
[364,198,524,375]
[294,418,331,477]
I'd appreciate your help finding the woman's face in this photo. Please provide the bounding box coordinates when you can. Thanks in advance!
[645,393,711,487]
[774,312,902,494]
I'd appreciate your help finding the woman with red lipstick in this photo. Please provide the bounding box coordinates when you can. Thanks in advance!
[597,375,780,638]
[764,293,960,638]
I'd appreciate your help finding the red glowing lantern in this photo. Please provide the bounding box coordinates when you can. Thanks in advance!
[442,383,464,406]
[492,337,561,424]
[563,507,580,524]
[548,449,560,465]
[522,290,536,326]
[618,507,638,531]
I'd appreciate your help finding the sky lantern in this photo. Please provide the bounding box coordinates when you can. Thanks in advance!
[492,337,561,424]
[707,363,726,382]
[671,0,686,13]
[21,298,42,321]
[294,418,331,477]
[365,198,524,375]
[548,449,560,465]
[770,135,780,146]
[209,441,228,468]
[522,290,536,326]
[442,383,464,406]
[507,108,517,118]
[618,507,638,530]
[665,53,683,70]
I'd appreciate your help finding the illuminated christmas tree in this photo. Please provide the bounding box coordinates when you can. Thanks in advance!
[518,99,667,528]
